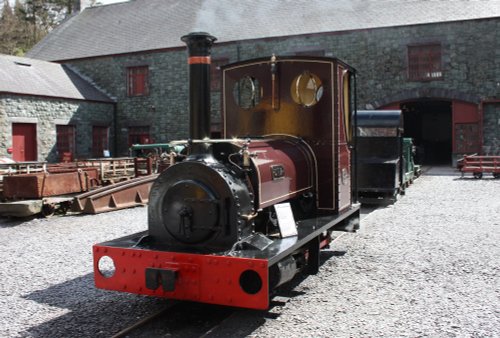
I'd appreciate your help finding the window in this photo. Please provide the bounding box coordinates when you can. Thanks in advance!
[233,76,261,109]
[56,125,75,161]
[211,58,228,91]
[290,71,323,107]
[128,126,151,146]
[92,126,109,157]
[408,44,442,81]
[127,66,149,96]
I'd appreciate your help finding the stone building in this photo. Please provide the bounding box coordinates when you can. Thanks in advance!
[0,55,114,162]
[23,0,500,163]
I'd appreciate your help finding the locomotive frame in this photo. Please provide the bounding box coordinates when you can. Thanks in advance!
[93,32,360,310]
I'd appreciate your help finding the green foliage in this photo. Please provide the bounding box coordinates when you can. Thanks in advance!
[0,0,75,56]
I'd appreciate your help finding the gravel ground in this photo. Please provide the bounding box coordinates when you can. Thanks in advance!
[1,166,499,337]
[232,166,500,337]
[0,206,169,338]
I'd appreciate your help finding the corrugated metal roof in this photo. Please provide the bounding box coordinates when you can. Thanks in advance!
[27,0,500,61]
[0,54,114,102]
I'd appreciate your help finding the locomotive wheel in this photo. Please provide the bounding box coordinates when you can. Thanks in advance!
[473,172,483,179]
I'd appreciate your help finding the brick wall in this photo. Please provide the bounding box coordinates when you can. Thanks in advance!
[0,95,114,162]
[68,18,500,155]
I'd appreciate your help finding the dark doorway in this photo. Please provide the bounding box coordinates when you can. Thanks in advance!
[401,100,452,164]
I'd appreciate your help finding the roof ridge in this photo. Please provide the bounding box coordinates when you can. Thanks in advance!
[64,64,116,102]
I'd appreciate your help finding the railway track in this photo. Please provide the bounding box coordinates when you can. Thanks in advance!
[111,301,237,338]
[111,304,175,338]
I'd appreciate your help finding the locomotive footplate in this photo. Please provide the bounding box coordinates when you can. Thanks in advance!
[93,205,359,310]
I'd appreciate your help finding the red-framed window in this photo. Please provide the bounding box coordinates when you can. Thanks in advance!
[127,66,149,96]
[56,125,75,161]
[408,44,442,81]
[211,58,229,91]
[92,126,109,157]
[128,126,151,146]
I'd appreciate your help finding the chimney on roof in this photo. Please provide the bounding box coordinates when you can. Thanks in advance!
[72,0,94,13]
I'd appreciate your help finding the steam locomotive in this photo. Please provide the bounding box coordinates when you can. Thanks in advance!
[93,32,360,310]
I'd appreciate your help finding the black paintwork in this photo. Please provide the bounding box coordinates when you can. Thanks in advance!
[99,205,359,267]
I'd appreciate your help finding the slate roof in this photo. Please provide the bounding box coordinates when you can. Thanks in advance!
[0,54,113,102]
[27,0,500,61]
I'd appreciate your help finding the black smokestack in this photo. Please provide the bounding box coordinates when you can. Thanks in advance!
[181,32,217,140]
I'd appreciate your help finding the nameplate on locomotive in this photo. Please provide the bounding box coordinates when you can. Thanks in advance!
[270,164,285,180]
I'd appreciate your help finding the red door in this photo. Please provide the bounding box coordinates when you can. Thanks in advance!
[12,123,37,161]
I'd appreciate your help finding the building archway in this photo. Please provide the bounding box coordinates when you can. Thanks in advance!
[379,96,481,165]
[400,100,452,164]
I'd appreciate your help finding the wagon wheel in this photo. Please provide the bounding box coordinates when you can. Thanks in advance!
[41,204,56,218]
[473,172,483,179]
[399,186,405,196]
[58,201,72,215]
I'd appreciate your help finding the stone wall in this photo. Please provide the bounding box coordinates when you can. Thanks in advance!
[70,51,190,155]
[231,18,500,106]
[483,103,500,155]
[69,18,500,154]
[0,95,114,162]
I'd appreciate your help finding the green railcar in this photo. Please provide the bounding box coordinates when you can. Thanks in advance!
[129,143,185,175]
[402,138,421,187]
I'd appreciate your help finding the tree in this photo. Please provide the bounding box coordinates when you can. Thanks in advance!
[0,0,21,54]
[1,1,16,22]
[0,0,80,56]
[12,0,34,55]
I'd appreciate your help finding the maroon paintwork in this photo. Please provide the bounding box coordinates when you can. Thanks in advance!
[243,138,313,209]
[222,57,355,212]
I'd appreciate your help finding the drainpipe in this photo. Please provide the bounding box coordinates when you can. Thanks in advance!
[112,102,118,156]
